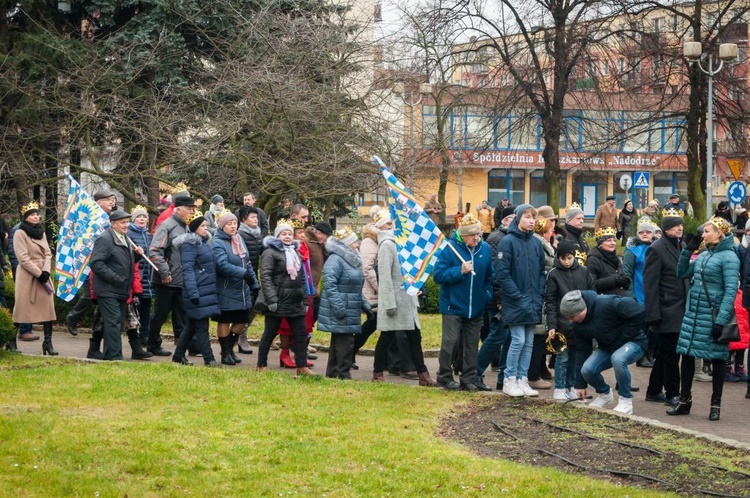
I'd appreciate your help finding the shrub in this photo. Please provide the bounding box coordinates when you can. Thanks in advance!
[0,306,15,345]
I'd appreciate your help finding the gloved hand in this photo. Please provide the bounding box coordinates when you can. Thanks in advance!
[712,323,724,340]
[685,233,701,252]
[38,271,50,284]
[268,303,278,313]
[244,271,256,285]
[364,309,375,321]
[191,297,200,305]
[386,308,397,317]
[616,275,631,289]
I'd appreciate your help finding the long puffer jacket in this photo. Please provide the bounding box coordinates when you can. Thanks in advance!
[586,246,628,296]
[211,229,258,312]
[127,223,155,298]
[259,236,306,318]
[237,222,263,279]
[317,237,371,334]
[174,233,220,320]
[677,236,740,360]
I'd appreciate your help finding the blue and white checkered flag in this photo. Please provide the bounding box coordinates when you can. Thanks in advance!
[54,174,109,302]
[374,155,446,296]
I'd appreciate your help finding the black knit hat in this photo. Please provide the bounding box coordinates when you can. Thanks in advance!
[556,239,576,258]
[500,205,516,221]
[189,215,206,233]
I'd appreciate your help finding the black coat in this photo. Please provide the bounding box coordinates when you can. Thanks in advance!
[259,236,306,317]
[238,223,263,278]
[90,229,137,300]
[643,235,688,334]
[544,258,595,336]
[586,246,628,296]
[563,224,589,261]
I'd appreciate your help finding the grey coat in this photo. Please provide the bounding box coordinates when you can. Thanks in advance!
[149,213,187,287]
[376,230,420,331]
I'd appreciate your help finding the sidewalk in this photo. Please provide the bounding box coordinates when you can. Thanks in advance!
[13,327,750,448]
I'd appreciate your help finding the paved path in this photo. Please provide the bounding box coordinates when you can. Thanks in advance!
[13,328,750,448]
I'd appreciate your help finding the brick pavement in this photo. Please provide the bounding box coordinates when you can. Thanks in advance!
[12,327,750,448]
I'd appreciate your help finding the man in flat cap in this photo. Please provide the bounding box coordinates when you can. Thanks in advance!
[147,195,197,356]
[562,289,646,415]
[594,195,618,232]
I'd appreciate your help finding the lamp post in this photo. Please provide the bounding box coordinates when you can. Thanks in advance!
[683,41,738,219]
[393,82,432,192]
[453,151,465,213]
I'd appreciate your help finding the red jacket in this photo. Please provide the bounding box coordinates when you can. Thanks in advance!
[732,290,750,351]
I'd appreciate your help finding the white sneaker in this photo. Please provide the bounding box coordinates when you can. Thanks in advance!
[613,397,633,415]
[518,378,539,397]
[589,390,614,408]
[502,377,525,397]
[566,388,580,401]
[553,388,568,400]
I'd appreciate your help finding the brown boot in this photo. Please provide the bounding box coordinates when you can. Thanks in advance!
[418,371,439,387]
[372,371,385,382]
[296,367,317,376]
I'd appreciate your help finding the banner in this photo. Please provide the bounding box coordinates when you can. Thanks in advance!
[55,174,109,302]
[374,155,446,296]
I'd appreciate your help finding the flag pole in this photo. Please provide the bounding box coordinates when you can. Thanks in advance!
[445,241,476,276]
[126,236,159,271]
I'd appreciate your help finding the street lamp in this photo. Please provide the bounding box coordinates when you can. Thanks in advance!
[453,151,465,213]
[683,41,738,219]
[393,82,432,192]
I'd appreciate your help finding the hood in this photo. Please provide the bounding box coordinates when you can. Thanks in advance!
[377,229,395,246]
[263,236,300,252]
[128,223,148,233]
[303,227,322,247]
[361,223,379,242]
[580,290,598,324]
[711,235,738,254]
[173,232,204,249]
[325,236,363,269]
[626,237,651,249]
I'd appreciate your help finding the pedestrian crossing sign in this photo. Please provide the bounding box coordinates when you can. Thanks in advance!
[634,172,650,188]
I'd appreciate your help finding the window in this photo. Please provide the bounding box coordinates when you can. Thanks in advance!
[488,169,526,206]
[422,106,438,146]
[653,17,664,33]
[373,2,382,22]
[530,170,567,208]
[465,107,495,148]
[572,171,609,217]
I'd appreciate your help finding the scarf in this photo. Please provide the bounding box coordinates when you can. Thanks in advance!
[230,234,246,258]
[283,243,301,280]
[599,246,621,268]
[566,224,582,239]
[20,220,44,240]
[247,226,261,238]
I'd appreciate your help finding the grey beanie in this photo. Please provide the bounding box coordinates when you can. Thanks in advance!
[560,290,587,318]
[211,194,224,205]
[565,207,584,223]
[514,203,536,218]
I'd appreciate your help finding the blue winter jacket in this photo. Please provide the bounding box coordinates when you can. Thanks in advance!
[211,229,259,312]
[127,223,154,298]
[174,233,220,320]
[433,231,494,319]
[677,236,739,360]
[317,237,371,334]
[495,220,546,326]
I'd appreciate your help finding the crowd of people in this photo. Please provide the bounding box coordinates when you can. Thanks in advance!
[4,188,750,422]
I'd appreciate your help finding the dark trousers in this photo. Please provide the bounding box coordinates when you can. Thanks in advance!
[148,285,186,350]
[257,315,307,367]
[353,312,377,356]
[327,334,355,379]
[647,333,680,398]
[438,315,482,385]
[353,313,409,371]
[66,279,93,326]
[174,318,215,364]
[527,334,548,381]
[137,297,152,344]
[680,355,726,401]
[374,328,428,374]
[98,297,128,361]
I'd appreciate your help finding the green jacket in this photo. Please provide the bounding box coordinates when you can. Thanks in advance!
[676,236,739,360]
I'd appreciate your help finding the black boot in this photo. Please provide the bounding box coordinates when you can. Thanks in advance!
[5,338,19,352]
[127,330,153,360]
[666,394,692,416]
[87,329,105,360]
[746,384,750,400]
[229,333,242,364]
[709,394,721,421]
[219,336,235,366]
[42,322,58,356]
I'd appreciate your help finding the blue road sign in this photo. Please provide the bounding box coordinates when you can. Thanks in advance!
[633,172,650,188]
[728,181,747,205]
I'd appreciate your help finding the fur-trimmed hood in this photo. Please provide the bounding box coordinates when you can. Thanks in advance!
[361,223,379,243]
[263,236,300,252]
[174,232,209,249]
[325,236,362,269]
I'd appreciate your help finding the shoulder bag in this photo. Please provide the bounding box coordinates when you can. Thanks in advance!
[700,272,740,344]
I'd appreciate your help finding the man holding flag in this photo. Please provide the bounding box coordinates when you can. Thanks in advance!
[433,214,495,391]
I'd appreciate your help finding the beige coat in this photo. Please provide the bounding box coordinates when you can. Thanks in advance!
[360,223,379,305]
[594,203,618,231]
[477,207,493,234]
[13,229,56,323]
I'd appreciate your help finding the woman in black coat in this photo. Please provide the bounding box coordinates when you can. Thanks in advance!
[586,228,630,296]
[172,215,220,366]
[255,220,313,375]
[237,206,264,352]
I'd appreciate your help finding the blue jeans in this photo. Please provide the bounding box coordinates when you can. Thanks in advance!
[505,324,535,380]
[477,319,508,376]
[580,342,644,398]
[554,348,576,390]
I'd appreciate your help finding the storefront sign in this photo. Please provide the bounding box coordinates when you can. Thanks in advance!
[455,150,686,171]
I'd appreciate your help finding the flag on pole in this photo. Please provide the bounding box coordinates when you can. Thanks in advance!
[374,155,446,296]
[55,174,110,302]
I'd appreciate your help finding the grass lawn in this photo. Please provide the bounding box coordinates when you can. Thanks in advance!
[0,353,669,497]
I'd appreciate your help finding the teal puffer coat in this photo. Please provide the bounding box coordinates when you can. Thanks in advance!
[676,236,740,360]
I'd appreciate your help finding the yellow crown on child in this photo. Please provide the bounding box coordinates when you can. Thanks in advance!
[21,201,40,216]
[662,207,684,218]
[594,226,617,239]
[459,213,480,226]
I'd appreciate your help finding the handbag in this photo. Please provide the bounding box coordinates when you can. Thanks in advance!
[253,287,268,313]
[700,275,740,344]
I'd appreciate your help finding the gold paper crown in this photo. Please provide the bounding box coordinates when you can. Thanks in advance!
[534,217,551,234]
[459,213,481,226]
[276,218,293,229]
[21,201,40,215]
[170,182,189,194]
[594,226,617,239]
[662,207,684,218]
[707,216,732,235]
[187,211,204,226]
[545,331,568,355]
[334,226,354,240]
[372,210,389,223]
[574,250,587,265]
[568,202,581,210]
[637,216,653,226]
[290,218,306,229]
[216,209,234,222]
[132,204,148,214]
